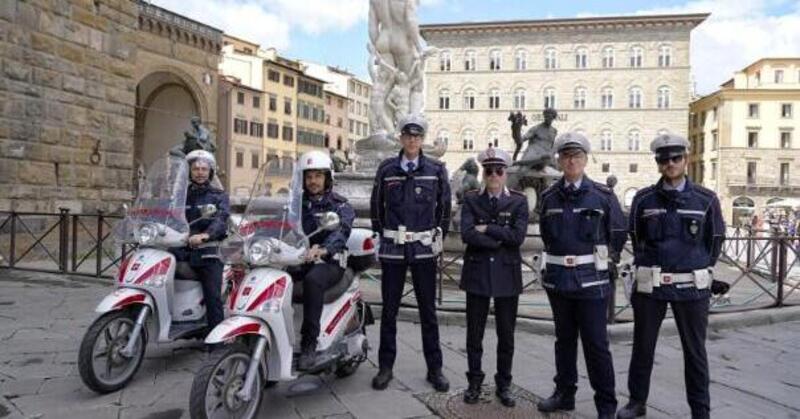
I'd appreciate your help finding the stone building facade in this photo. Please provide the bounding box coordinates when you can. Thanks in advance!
[1,0,222,213]
[421,13,708,207]
[689,58,800,225]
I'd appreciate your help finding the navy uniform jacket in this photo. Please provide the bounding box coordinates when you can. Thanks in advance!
[460,189,529,297]
[629,177,725,301]
[538,177,627,299]
[175,181,231,266]
[370,151,451,264]
[302,191,355,264]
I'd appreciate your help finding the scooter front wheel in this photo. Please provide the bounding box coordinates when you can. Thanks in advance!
[78,309,147,393]
[190,344,263,419]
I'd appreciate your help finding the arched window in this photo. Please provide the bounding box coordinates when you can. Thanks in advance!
[488,129,499,148]
[628,129,641,151]
[439,50,451,71]
[575,47,588,69]
[438,89,450,110]
[602,46,615,68]
[513,88,527,110]
[658,45,672,67]
[488,88,500,109]
[600,129,613,151]
[544,87,556,109]
[657,86,671,109]
[629,46,643,68]
[573,87,587,109]
[601,87,614,109]
[629,86,643,108]
[463,89,476,110]
[437,130,450,148]
[462,129,475,151]
[515,49,527,71]
[489,49,502,71]
[464,50,477,71]
[544,47,558,70]
[624,188,638,208]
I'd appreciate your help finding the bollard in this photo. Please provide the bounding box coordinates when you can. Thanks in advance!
[58,208,70,273]
[96,211,104,278]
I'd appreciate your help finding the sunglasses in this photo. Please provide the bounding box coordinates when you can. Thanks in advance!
[484,166,505,177]
[656,154,685,165]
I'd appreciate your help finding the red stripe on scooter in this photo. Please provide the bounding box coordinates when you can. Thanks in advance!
[112,293,145,309]
[133,258,171,285]
[325,300,352,335]
[221,322,261,340]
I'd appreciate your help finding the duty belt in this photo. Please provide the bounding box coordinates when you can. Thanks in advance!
[634,266,711,293]
[545,254,596,267]
[383,226,436,245]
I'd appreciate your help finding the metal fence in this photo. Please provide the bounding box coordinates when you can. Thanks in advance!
[2,211,798,323]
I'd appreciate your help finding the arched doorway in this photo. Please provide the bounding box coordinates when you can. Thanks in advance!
[732,196,755,226]
[134,71,203,172]
[624,188,638,209]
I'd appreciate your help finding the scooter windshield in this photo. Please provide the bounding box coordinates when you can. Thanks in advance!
[218,159,306,266]
[113,155,190,247]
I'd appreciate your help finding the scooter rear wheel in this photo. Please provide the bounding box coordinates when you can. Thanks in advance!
[190,343,263,419]
[78,309,147,393]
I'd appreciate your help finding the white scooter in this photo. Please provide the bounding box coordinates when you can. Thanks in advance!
[78,155,241,393]
[188,162,375,419]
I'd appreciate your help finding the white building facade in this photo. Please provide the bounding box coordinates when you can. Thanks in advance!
[421,13,708,208]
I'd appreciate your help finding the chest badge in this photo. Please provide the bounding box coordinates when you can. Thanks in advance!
[415,186,421,194]
[689,220,699,236]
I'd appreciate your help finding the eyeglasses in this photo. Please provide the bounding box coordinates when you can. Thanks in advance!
[656,154,685,165]
[484,166,505,177]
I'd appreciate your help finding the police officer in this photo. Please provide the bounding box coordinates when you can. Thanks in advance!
[537,133,626,418]
[291,150,355,370]
[370,114,452,392]
[460,147,528,407]
[617,134,726,419]
[174,150,230,342]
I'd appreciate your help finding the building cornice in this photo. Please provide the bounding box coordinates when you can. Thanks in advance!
[692,88,800,108]
[420,13,709,38]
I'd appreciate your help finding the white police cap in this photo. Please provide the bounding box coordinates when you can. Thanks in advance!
[554,131,591,154]
[397,113,428,136]
[477,147,511,167]
[650,133,690,153]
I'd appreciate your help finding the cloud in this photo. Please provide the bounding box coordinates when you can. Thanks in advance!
[633,0,800,94]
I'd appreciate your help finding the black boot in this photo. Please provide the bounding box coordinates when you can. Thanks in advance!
[616,400,646,418]
[463,376,482,404]
[426,369,450,392]
[371,368,393,390]
[297,343,316,371]
[495,386,516,408]
[537,388,575,412]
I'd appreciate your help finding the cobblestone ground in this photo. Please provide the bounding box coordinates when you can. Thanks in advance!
[0,269,798,418]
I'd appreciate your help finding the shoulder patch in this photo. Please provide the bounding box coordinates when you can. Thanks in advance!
[592,181,612,194]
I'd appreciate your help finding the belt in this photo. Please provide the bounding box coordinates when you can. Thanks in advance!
[635,266,711,292]
[546,254,595,267]
[383,227,435,245]
[196,241,221,249]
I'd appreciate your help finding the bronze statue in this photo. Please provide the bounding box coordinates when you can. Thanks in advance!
[454,158,480,204]
[513,108,558,170]
[172,116,216,156]
[508,111,528,161]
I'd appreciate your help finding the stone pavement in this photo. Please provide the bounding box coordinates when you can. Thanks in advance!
[0,269,799,418]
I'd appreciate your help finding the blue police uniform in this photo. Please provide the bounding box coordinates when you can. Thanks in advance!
[174,181,230,330]
[461,184,528,399]
[538,175,626,415]
[623,176,724,419]
[291,191,355,350]
[370,150,451,374]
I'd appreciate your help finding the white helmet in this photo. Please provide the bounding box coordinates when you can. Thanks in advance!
[298,150,333,192]
[298,150,332,172]
[186,149,216,171]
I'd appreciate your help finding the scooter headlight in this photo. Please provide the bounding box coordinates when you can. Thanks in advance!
[135,223,158,245]
[247,240,272,265]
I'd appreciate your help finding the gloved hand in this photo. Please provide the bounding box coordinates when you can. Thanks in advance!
[711,280,730,295]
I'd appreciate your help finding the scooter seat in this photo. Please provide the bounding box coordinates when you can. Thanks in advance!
[292,268,355,304]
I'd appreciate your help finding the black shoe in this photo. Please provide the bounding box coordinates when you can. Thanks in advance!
[371,368,393,390]
[297,344,316,371]
[426,369,450,392]
[463,382,481,404]
[537,388,575,412]
[495,386,516,407]
[616,400,646,418]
